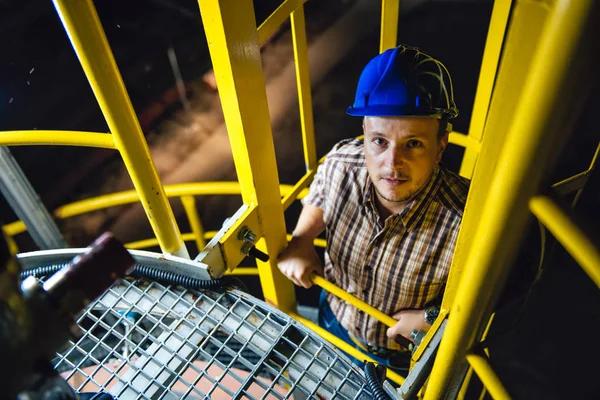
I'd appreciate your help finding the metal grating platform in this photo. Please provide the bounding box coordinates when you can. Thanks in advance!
[22,250,371,399]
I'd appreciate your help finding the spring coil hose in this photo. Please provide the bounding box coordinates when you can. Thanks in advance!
[364,362,392,400]
[21,263,230,290]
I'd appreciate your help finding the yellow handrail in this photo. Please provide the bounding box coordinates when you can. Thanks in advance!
[0,131,116,149]
[465,353,511,400]
[311,274,398,328]
[53,0,187,257]
[530,196,600,287]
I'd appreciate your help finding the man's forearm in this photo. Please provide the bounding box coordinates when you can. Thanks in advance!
[292,204,326,241]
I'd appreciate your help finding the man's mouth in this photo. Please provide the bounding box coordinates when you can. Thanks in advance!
[382,177,409,185]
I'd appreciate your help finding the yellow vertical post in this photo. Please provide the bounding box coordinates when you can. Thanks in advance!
[52,0,188,258]
[291,6,317,171]
[459,0,512,179]
[181,195,206,253]
[197,0,296,311]
[425,1,594,398]
[379,0,400,53]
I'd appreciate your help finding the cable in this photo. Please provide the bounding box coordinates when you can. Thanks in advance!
[21,263,232,290]
[364,362,391,400]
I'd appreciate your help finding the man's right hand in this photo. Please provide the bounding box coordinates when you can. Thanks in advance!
[277,236,324,288]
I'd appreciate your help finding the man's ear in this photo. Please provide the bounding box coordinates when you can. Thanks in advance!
[436,131,449,164]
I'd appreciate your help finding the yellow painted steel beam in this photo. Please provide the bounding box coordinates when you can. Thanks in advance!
[426,1,594,398]
[466,353,511,400]
[126,233,196,250]
[573,142,600,205]
[460,0,512,179]
[3,221,26,237]
[311,274,397,328]
[379,0,400,53]
[291,5,317,172]
[181,195,206,253]
[52,0,187,258]
[282,170,315,210]
[449,131,481,152]
[257,0,307,45]
[226,268,259,276]
[198,0,295,310]
[3,182,307,237]
[125,232,326,253]
[0,131,116,149]
[290,312,405,386]
[530,196,600,287]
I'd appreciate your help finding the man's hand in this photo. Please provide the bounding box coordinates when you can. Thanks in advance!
[386,309,430,342]
[277,236,323,288]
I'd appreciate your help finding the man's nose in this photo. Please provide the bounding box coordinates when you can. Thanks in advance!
[385,146,406,168]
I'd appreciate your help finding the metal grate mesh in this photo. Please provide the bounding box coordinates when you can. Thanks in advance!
[50,278,370,399]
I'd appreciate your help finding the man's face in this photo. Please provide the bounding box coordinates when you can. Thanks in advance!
[363,116,448,211]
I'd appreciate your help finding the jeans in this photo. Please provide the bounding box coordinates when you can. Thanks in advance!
[317,290,410,375]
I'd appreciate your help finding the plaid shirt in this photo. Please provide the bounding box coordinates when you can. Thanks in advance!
[303,138,470,349]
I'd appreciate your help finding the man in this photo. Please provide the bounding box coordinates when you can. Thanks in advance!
[278,45,470,371]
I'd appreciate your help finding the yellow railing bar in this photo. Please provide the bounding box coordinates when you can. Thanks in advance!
[181,195,206,252]
[449,132,481,153]
[52,0,187,258]
[460,0,512,179]
[226,268,259,276]
[573,142,600,205]
[3,221,27,237]
[125,231,326,251]
[3,182,307,237]
[0,131,116,149]
[290,312,405,386]
[256,0,307,45]
[530,196,600,287]
[311,274,397,328]
[466,353,511,400]
[379,0,400,53]
[457,313,496,400]
[282,171,314,210]
[425,1,594,397]
[551,142,599,199]
[126,233,196,250]
[291,5,317,172]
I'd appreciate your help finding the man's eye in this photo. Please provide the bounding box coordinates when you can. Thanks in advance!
[407,140,423,149]
[373,138,387,146]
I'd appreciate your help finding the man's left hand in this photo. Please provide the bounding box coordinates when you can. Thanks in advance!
[386,309,430,342]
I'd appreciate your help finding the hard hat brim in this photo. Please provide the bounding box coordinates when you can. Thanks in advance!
[346,105,442,118]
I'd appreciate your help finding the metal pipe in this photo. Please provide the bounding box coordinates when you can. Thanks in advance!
[461,0,513,178]
[465,353,511,400]
[291,5,317,172]
[379,0,399,53]
[0,147,67,250]
[52,0,188,258]
[530,196,600,288]
[181,195,206,252]
[311,274,398,327]
[0,130,116,149]
[425,1,594,398]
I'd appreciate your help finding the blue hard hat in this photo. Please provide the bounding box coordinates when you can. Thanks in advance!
[347,45,458,119]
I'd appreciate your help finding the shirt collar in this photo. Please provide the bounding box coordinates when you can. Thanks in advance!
[362,166,442,232]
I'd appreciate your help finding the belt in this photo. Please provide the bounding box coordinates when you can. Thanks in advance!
[348,332,408,356]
